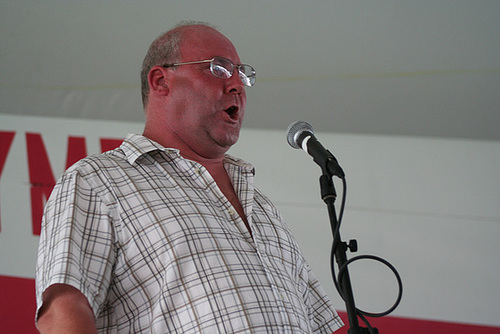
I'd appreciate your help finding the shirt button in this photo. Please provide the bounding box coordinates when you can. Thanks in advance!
[228,208,236,216]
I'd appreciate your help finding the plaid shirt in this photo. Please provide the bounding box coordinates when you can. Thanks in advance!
[36,134,343,333]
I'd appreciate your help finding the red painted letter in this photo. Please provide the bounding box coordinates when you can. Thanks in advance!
[26,134,89,235]
[66,136,87,169]
[100,138,123,153]
[26,133,56,235]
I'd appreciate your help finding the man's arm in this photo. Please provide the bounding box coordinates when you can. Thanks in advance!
[37,284,97,334]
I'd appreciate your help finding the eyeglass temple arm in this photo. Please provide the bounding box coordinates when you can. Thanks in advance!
[161,59,214,68]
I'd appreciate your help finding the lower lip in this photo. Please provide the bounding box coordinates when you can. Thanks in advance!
[222,111,239,123]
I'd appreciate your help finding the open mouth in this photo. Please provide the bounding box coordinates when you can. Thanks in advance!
[225,106,239,120]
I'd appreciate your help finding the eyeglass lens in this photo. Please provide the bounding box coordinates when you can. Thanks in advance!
[211,57,255,87]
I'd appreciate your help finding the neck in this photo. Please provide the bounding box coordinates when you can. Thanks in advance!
[182,150,226,171]
[143,128,227,168]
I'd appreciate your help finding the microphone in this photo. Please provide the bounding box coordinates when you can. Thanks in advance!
[286,121,345,178]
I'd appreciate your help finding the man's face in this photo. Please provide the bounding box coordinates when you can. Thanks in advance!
[163,26,247,159]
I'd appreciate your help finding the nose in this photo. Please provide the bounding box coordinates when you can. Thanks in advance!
[224,72,245,95]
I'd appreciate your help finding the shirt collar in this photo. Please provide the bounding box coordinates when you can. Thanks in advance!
[120,133,176,165]
[120,133,255,174]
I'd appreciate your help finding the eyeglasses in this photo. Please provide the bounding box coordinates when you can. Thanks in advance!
[161,56,256,87]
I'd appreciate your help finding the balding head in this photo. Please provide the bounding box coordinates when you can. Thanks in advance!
[140,22,219,109]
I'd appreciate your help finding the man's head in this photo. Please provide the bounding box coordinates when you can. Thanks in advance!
[141,23,252,159]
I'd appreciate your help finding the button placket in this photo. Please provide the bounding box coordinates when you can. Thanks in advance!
[187,161,248,237]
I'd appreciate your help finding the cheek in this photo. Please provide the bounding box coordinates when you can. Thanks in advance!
[240,95,247,116]
[171,88,209,117]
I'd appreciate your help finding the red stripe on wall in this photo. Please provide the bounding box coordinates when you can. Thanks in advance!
[336,311,500,334]
[0,275,37,333]
[1,275,499,333]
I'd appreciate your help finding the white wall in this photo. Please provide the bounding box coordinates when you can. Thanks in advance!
[1,114,499,327]
[233,127,500,327]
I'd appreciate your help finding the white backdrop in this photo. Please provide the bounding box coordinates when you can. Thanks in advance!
[1,114,499,329]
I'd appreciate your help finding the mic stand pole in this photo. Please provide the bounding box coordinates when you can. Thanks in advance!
[320,172,376,334]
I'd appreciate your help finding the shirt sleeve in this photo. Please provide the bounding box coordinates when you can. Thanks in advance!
[35,168,116,320]
[305,264,344,333]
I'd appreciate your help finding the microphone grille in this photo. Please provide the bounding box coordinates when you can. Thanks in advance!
[286,121,314,149]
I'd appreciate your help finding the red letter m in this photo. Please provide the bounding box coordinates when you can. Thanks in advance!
[25,134,122,235]
[26,134,89,235]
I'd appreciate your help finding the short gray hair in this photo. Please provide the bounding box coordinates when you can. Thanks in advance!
[140,21,216,109]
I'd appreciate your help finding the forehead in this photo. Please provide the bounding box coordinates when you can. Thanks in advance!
[179,26,241,62]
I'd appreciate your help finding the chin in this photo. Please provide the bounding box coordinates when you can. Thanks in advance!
[219,135,239,150]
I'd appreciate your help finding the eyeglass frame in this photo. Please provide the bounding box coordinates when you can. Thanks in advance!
[160,56,256,87]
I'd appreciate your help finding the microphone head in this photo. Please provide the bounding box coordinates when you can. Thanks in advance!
[286,121,314,149]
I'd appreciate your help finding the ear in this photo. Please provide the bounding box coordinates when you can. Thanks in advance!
[148,66,170,97]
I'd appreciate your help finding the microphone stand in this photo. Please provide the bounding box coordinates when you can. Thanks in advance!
[319,162,377,334]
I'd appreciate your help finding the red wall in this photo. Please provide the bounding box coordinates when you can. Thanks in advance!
[2,275,499,334]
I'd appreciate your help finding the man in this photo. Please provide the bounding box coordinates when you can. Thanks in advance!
[36,22,343,333]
